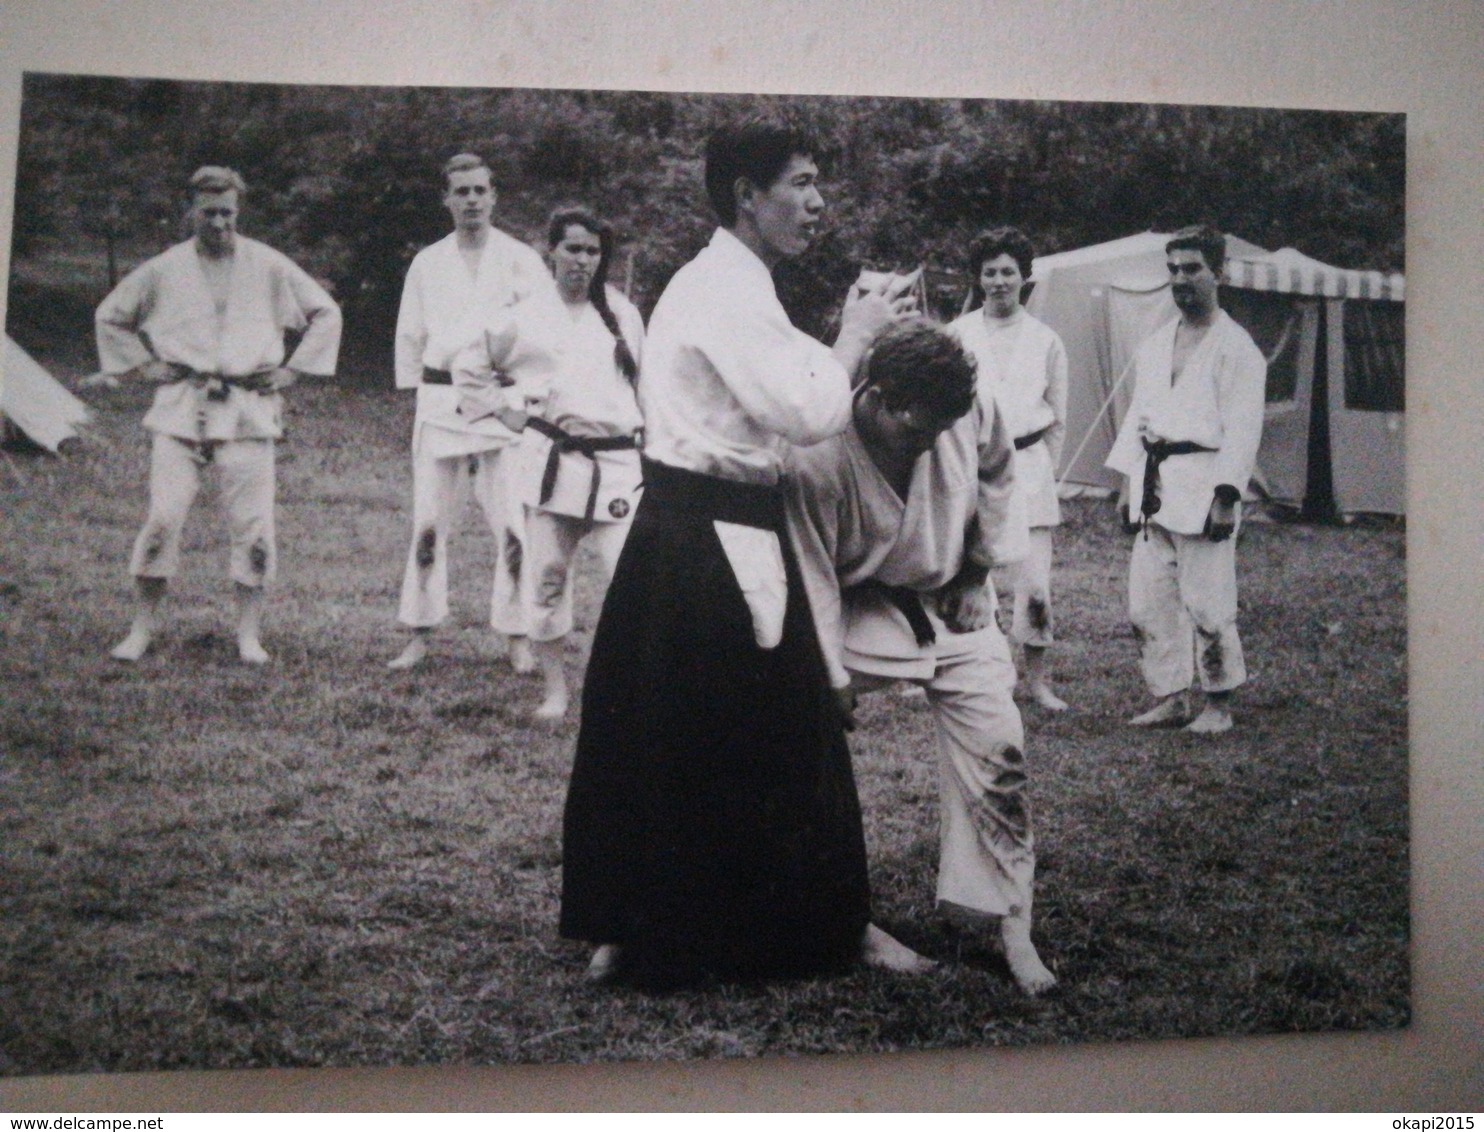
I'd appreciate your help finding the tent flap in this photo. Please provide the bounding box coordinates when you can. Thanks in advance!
[1025,232,1405,515]
[1,336,91,453]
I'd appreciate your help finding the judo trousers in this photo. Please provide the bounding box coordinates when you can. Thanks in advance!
[853,620,1035,921]
[129,433,276,587]
[560,460,871,990]
[520,506,632,643]
[396,445,525,633]
[1128,522,1246,697]
[995,525,1056,649]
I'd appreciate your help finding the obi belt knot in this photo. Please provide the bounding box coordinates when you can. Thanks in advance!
[1139,436,1216,536]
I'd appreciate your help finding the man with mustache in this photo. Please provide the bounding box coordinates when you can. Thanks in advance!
[1106,225,1267,734]
[387,153,555,672]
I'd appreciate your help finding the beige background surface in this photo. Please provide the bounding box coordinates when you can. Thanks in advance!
[0,0,1479,1112]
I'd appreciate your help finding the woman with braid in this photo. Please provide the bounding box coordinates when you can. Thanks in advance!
[514,208,646,719]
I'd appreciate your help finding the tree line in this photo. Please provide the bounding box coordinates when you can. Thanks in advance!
[10,74,1404,353]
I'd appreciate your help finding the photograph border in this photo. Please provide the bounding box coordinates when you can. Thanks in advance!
[0,0,1478,1112]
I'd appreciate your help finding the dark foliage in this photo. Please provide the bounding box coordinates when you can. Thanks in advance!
[12,76,1402,358]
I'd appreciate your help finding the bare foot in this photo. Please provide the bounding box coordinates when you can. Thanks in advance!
[387,636,428,670]
[508,635,536,675]
[1129,695,1187,727]
[1185,704,1233,734]
[532,691,569,722]
[1001,914,1057,995]
[860,923,937,974]
[109,628,154,662]
[238,638,270,665]
[585,944,622,983]
[1028,680,1069,712]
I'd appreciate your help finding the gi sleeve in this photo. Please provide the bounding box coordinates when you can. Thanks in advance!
[451,278,568,420]
[972,396,1029,569]
[94,262,159,374]
[278,261,341,377]
[1211,330,1268,495]
[1044,332,1070,467]
[394,256,428,389]
[783,455,851,691]
[693,292,851,446]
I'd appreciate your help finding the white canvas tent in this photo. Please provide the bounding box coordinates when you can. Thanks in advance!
[1024,232,1406,516]
[1,335,91,453]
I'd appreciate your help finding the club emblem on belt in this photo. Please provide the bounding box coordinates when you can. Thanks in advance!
[608,497,630,519]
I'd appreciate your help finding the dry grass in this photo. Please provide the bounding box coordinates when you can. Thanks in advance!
[0,361,1408,1076]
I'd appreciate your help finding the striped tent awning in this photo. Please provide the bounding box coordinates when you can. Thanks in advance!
[1226,247,1404,302]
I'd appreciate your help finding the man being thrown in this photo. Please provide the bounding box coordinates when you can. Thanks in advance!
[787,321,1057,995]
[1106,225,1266,734]
[97,165,341,664]
[387,153,557,672]
[560,116,923,990]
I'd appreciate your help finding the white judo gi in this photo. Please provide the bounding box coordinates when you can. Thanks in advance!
[514,287,645,642]
[393,227,558,632]
[95,235,341,587]
[948,307,1068,648]
[1106,310,1266,696]
[786,395,1038,921]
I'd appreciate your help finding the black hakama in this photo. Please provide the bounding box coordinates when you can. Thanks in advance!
[560,459,872,990]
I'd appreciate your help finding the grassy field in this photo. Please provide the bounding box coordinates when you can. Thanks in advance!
[0,346,1408,1076]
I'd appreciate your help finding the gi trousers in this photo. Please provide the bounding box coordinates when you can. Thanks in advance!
[520,505,632,642]
[852,615,1035,920]
[1128,521,1246,697]
[995,525,1056,648]
[128,433,276,587]
[396,445,525,633]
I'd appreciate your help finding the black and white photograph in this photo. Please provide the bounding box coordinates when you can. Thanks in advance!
[1,71,1412,1078]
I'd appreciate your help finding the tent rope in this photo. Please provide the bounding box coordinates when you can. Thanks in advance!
[1055,352,1139,494]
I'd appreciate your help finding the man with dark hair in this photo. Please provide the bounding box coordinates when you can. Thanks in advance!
[97,164,341,664]
[1106,224,1266,733]
[702,117,819,228]
[949,225,1071,712]
[386,153,557,671]
[560,114,921,990]
[787,322,1057,995]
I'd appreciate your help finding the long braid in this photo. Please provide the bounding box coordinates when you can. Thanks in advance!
[590,281,639,385]
[549,206,639,386]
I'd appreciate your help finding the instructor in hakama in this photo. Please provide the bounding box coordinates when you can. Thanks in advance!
[559,116,920,990]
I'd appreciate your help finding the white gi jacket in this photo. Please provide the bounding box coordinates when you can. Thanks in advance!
[517,287,645,519]
[786,397,1026,690]
[95,236,341,442]
[1106,311,1267,535]
[641,227,853,647]
[395,227,557,458]
[948,307,1068,528]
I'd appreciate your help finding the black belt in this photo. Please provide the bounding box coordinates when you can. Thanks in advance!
[852,580,936,647]
[638,458,784,531]
[1139,437,1216,532]
[169,365,275,401]
[528,417,640,523]
[1014,425,1051,451]
[421,366,453,386]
